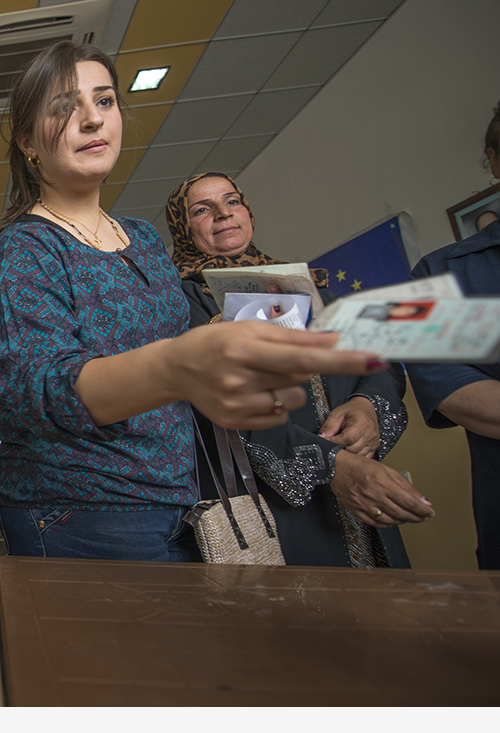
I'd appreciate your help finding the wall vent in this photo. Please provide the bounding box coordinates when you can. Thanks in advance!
[0,0,113,109]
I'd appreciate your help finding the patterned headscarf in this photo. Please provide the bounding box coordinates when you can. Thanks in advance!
[166,172,329,290]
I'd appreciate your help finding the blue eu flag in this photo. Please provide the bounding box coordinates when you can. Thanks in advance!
[309,216,413,297]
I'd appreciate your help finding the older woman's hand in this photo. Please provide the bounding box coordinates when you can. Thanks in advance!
[318,396,380,458]
[331,451,435,527]
[164,321,389,430]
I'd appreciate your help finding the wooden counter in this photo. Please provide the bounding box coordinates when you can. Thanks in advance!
[1,557,499,706]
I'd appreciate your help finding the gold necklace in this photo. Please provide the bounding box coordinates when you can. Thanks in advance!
[37,199,102,249]
[100,208,129,249]
[37,200,128,250]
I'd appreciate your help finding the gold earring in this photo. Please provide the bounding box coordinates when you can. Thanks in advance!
[27,155,40,169]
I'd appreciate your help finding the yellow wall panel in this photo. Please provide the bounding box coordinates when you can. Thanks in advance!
[122,103,172,149]
[121,0,233,50]
[384,385,477,571]
[0,122,11,160]
[0,162,9,191]
[0,138,9,163]
[106,149,145,185]
[100,183,124,211]
[116,43,206,107]
[0,1,37,13]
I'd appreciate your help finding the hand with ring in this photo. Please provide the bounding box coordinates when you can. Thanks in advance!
[330,450,435,527]
[270,391,284,415]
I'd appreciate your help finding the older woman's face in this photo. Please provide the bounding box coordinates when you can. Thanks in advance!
[186,176,253,257]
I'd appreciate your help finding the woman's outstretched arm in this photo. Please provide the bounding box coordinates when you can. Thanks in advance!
[75,321,388,430]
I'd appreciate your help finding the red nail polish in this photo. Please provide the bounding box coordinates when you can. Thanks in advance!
[366,359,389,371]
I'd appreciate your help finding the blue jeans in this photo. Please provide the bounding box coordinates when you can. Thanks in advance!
[0,506,202,562]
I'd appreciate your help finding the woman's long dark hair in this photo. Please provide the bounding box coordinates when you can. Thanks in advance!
[1,41,125,228]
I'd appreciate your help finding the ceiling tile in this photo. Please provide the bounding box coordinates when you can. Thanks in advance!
[114,205,163,222]
[197,135,274,173]
[153,95,255,145]
[106,149,146,185]
[263,22,382,90]
[179,33,302,99]
[214,0,329,37]
[225,87,320,137]
[111,179,186,215]
[130,141,216,181]
[120,0,233,49]
[100,0,137,57]
[311,0,405,26]
[111,178,183,211]
[123,104,173,149]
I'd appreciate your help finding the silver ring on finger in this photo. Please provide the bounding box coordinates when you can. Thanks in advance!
[270,391,284,415]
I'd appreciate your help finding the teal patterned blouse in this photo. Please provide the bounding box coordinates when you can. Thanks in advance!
[0,215,197,510]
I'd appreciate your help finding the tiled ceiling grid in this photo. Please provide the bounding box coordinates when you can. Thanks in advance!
[110,0,405,245]
[0,0,405,246]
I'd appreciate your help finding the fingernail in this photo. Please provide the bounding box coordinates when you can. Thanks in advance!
[272,304,282,315]
[366,359,389,372]
[421,497,432,504]
[318,431,325,436]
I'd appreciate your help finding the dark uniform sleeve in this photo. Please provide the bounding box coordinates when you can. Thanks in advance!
[407,252,496,428]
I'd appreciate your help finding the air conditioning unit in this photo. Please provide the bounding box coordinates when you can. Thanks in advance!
[0,0,114,109]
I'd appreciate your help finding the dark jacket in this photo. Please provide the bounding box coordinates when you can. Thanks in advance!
[406,220,500,569]
[184,277,411,568]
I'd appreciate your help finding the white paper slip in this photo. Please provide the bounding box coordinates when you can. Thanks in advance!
[224,293,311,329]
[203,262,324,317]
[308,297,500,363]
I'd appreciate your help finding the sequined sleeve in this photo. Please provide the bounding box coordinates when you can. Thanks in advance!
[241,437,344,507]
[240,364,408,508]
[349,392,408,459]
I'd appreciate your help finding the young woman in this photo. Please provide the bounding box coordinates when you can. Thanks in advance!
[0,41,390,561]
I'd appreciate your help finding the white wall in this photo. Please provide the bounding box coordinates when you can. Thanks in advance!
[237,0,500,263]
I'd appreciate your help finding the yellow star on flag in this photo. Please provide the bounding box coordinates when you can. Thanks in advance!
[336,269,346,282]
[351,279,362,291]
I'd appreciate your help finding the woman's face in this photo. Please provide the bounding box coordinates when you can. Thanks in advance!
[19,60,122,193]
[186,176,253,257]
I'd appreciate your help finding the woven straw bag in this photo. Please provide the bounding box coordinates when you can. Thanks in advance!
[184,422,285,566]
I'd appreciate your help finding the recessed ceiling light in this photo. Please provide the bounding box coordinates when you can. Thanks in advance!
[128,67,170,92]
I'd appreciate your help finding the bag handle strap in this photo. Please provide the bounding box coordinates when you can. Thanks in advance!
[213,423,277,540]
[186,416,250,549]
[191,417,233,517]
[213,422,238,498]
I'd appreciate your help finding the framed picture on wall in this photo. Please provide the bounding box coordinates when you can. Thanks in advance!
[447,185,500,240]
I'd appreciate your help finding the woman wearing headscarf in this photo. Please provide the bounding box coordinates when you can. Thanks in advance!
[166,172,434,567]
